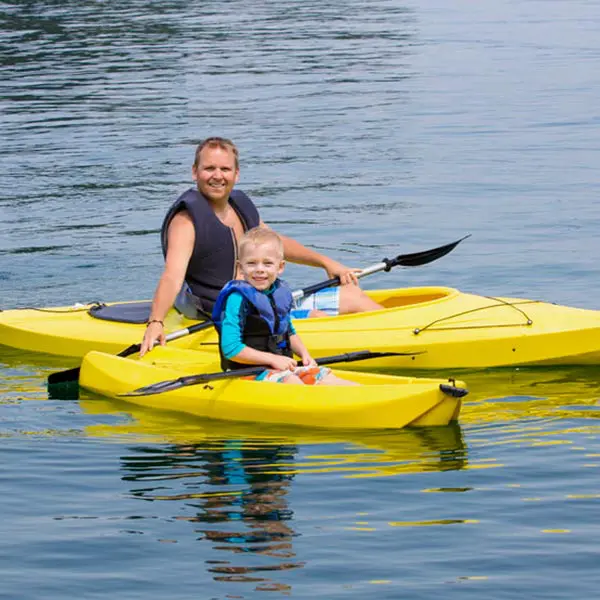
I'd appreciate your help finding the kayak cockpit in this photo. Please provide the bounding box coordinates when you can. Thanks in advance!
[369,286,457,309]
[85,287,458,324]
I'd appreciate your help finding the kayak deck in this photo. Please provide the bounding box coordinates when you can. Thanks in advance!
[79,347,465,429]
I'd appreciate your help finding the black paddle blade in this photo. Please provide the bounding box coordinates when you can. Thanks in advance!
[47,341,142,386]
[389,234,471,269]
[46,320,214,387]
[48,365,81,386]
[120,367,261,397]
[122,377,191,396]
[119,350,422,398]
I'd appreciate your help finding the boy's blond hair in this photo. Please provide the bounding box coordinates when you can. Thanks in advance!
[238,227,284,260]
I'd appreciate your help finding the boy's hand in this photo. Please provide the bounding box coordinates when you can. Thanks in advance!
[269,355,298,371]
[300,353,317,367]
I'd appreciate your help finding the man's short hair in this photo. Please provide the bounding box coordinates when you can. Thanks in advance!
[194,137,239,170]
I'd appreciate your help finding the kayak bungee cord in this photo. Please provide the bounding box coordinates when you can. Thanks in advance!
[413,298,540,335]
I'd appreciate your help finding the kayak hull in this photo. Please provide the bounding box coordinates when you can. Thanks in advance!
[78,347,465,429]
[4,287,600,369]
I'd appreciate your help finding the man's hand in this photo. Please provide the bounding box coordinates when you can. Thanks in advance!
[140,322,166,357]
[323,258,361,286]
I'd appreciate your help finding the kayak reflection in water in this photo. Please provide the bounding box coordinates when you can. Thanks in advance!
[140,137,382,356]
[121,440,302,587]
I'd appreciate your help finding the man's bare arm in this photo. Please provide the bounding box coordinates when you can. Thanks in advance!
[140,211,195,355]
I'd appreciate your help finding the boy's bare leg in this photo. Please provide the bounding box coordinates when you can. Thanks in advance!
[281,374,304,385]
[318,373,359,386]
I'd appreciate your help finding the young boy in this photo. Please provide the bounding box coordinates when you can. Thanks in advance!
[212,227,356,385]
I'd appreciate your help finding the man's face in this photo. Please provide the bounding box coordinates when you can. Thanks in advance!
[192,145,239,202]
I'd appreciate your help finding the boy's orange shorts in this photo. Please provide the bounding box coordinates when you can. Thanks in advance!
[254,366,331,384]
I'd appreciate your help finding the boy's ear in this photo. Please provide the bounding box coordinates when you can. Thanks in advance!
[278,259,286,274]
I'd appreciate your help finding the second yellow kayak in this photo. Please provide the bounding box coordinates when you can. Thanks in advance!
[79,346,466,429]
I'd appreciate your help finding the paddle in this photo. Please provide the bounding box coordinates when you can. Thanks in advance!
[120,350,419,397]
[292,234,471,302]
[47,320,214,386]
[47,235,468,386]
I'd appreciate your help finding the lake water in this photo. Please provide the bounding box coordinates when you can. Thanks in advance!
[1,1,599,598]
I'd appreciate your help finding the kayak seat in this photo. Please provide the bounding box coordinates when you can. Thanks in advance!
[88,301,152,324]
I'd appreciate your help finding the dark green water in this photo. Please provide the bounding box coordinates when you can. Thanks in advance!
[1,1,599,598]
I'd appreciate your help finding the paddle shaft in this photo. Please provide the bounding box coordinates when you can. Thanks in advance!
[120,350,414,396]
[47,320,213,385]
[47,235,468,386]
[194,351,403,383]
[294,261,391,301]
[120,320,213,357]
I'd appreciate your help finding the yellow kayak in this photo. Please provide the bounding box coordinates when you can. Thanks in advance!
[78,346,466,429]
[4,286,600,369]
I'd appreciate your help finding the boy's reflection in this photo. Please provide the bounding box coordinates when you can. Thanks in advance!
[121,439,300,584]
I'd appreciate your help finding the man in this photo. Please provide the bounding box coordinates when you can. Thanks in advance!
[140,137,382,356]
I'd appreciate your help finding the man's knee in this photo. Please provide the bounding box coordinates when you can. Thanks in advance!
[339,285,366,313]
[339,285,382,314]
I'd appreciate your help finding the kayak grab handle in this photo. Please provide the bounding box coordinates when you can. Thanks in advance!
[439,383,469,398]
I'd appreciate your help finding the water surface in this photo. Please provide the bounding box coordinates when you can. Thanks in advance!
[1,1,599,598]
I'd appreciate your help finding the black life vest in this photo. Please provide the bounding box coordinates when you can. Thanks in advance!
[160,188,260,318]
[212,279,294,370]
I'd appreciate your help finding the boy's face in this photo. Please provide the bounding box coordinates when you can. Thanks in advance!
[238,241,285,291]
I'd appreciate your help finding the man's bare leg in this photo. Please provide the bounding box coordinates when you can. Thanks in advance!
[339,285,383,314]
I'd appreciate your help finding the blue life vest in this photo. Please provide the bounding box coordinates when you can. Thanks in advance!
[161,188,260,318]
[212,279,294,370]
